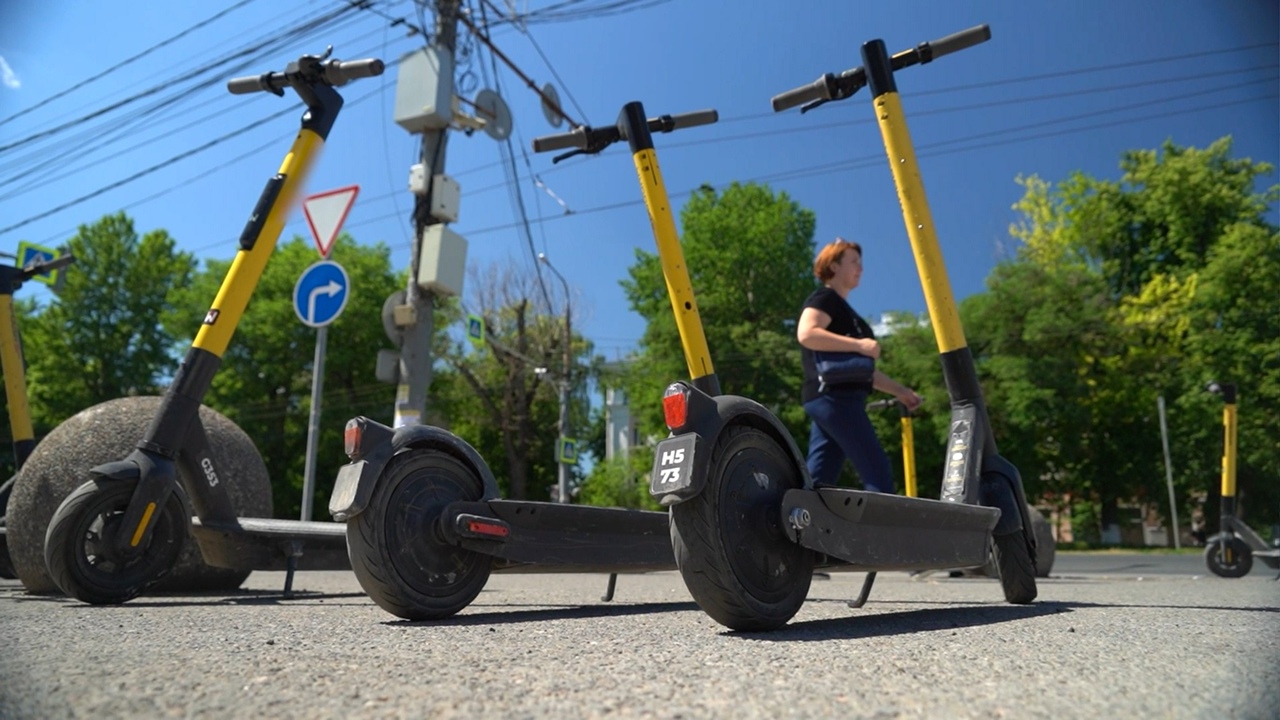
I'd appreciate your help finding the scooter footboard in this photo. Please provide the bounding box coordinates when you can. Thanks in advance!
[783,488,998,570]
[190,517,351,572]
[444,500,676,571]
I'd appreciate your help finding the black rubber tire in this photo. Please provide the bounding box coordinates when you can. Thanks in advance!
[44,478,185,604]
[0,475,15,579]
[1204,536,1253,578]
[1031,506,1056,578]
[670,425,814,632]
[992,529,1038,604]
[346,449,491,621]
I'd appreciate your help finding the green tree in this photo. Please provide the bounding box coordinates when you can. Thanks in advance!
[430,261,593,501]
[165,235,401,518]
[1181,222,1280,527]
[22,212,195,426]
[621,182,816,441]
[983,136,1278,537]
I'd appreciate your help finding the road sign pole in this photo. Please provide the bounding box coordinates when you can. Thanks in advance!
[300,325,328,522]
[293,260,349,522]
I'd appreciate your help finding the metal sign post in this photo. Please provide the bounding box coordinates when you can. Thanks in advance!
[295,184,356,521]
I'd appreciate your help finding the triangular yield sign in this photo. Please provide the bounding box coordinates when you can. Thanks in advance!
[302,185,360,258]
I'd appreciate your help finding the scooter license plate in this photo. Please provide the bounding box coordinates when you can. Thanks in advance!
[649,433,700,497]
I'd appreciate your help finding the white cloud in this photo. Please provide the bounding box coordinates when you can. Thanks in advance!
[0,56,20,89]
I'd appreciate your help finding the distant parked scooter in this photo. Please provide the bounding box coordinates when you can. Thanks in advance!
[1203,381,1279,579]
[0,252,75,578]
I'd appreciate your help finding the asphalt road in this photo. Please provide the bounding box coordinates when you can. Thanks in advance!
[1,554,1276,719]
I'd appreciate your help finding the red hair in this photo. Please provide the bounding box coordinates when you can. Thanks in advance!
[813,238,862,282]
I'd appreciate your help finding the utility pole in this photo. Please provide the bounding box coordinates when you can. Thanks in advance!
[389,0,466,428]
[539,252,571,504]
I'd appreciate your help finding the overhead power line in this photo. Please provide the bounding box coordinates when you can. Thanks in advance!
[0,0,263,127]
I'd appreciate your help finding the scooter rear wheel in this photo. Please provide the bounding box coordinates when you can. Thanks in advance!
[670,425,813,631]
[1204,536,1252,578]
[44,478,185,604]
[346,449,491,620]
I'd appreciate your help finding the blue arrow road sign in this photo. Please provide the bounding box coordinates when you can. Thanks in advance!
[294,261,350,328]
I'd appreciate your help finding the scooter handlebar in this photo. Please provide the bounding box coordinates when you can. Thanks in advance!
[772,24,991,112]
[924,24,991,61]
[771,74,835,112]
[227,56,385,95]
[532,126,589,153]
[531,109,719,154]
[650,109,719,132]
[21,253,75,280]
[227,74,277,95]
[321,57,386,85]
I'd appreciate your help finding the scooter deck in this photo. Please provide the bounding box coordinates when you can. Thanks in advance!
[190,517,351,572]
[783,488,998,570]
[445,500,676,573]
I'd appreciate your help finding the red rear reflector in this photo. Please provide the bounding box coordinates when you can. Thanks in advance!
[467,520,510,538]
[663,391,688,429]
[343,420,361,458]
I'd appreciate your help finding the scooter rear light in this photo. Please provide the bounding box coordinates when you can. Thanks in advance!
[467,519,510,538]
[343,419,362,459]
[662,383,689,429]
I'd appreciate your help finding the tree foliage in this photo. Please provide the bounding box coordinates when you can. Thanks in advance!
[621,182,816,441]
[21,212,195,427]
[429,261,593,501]
[979,136,1278,535]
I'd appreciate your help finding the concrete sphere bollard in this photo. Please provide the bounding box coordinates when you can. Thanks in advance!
[7,396,272,594]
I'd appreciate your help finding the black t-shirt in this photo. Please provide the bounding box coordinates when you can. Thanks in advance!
[800,286,875,403]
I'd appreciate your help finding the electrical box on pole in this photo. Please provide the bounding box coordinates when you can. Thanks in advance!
[394,47,454,132]
[416,225,467,297]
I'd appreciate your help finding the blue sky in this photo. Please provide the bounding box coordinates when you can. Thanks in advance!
[1,0,1277,369]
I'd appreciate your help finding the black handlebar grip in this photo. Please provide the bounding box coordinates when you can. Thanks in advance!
[771,73,835,112]
[664,109,718,130]
[927,24,991,60]
[325,58,386,85]
[532,127,587,153]
[227,73,270,95]
[22,254,75,280]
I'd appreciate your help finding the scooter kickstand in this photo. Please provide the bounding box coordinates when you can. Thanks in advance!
[282,540,303,599]
[602,573,618,602]
[848,572,877,609]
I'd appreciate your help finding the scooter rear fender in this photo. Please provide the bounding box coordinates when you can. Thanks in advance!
[329,418,501,521]
[650,382,809,506]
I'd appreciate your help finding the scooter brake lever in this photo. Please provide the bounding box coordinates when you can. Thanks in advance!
[551,148,585,164]
[800,98,830,114]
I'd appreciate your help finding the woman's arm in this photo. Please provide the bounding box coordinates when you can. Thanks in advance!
[872,369,923,411]
[796,307,881,358]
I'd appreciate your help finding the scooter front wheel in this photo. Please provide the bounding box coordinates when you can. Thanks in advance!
[44,478,185,604]
[670,425,813,631]
[991,527,1038,604]
[346,448,491,621]
[1205,536,1252,578]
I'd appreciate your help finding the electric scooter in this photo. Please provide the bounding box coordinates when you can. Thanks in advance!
[648,24,1038,631]
[41,49,385,605]
[1203,381,1279,578]
[0,252,76,578]
[326,105,718,621]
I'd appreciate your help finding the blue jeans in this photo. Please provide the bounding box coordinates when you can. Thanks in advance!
[803,389,894,493]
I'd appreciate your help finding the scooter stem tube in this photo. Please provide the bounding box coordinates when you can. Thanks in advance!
[0,293,35,467]
[901,414,917,498]
[1219,385,1238,517]
[195,128,325,358]
[620,102,720,396]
